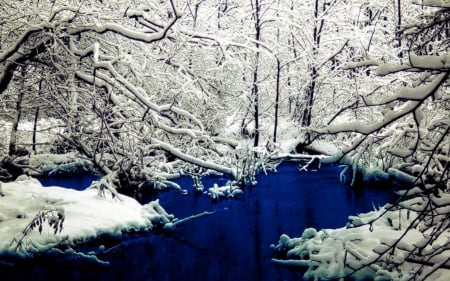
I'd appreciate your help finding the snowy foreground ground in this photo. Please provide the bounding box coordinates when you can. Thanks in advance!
[0,177,174,258]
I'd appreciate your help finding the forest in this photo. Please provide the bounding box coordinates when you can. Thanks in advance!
[0,0,449,280]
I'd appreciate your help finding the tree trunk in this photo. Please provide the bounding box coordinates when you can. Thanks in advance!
[301,0,322,132]
[273,58,281,144]
[395,0,402,56]
[251,0,261,147]
[32,107,39,155]
[67,54,79,135]
[9,91,24,156]
[301,65,316,129]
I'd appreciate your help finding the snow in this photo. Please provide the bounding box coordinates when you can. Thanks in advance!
[271,189,450,281]
[413,0,450,8]
[26,153,94,176]
[0,119,62,155]
[0,137,447,280]
[163,210,215,231]
[375,63,410,76]
[206,182,243,199]
[1,0,448,278]
[149,137,235,177]
[0,177,174,257]
[410,54,450,70]
[398,72,448,100]
[387,167,417,184]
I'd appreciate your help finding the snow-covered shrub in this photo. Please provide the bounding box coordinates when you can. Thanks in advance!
[272,185,450,281]
[11,208,65,252]
[230,145,271,187]
[207,182,243,200]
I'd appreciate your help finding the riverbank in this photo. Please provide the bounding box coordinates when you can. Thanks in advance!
[0,176,174,257]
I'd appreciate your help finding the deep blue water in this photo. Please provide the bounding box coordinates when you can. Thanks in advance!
[38,173,99,190]
[2,162,397,281]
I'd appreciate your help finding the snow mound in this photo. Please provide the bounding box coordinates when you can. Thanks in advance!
[0,178,174,256]
[271,191,450,281]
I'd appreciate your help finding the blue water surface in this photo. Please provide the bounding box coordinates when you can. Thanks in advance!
[2,162,397,281]
[38,173,99,190]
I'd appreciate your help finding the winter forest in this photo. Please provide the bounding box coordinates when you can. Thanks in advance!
[0,0,449,280]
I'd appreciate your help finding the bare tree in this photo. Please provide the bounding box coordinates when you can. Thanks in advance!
[0,0,239,190]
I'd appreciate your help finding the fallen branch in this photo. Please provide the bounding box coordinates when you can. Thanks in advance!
[163,211,215,230]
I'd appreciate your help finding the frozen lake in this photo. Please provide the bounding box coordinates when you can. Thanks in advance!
[2,162,397,281]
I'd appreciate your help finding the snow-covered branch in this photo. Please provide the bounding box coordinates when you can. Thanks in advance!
[147,138,235,177]
[412,0,450,8]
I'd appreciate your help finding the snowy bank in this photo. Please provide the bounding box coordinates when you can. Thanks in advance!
[25,153,95,176]
[271,189,450,281]
[0,177,174,257]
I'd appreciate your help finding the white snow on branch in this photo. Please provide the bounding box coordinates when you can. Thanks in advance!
[387,168,417,184]
[68,4,180,44]
[410,54,450,69]
[314,100,419,135]
[316,71,448,136]
[398,72,449,100]
[73,58,204,130]
[0,23,51,63]
[163,211,215,231]
[412,0,450,8]
[148,138,235,177]
[374,63,411,76]
[360,54,450,77]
